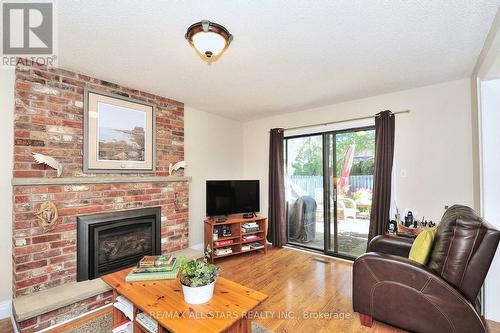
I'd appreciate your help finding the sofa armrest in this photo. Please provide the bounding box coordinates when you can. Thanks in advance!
[367,234,414,257]
[353,253,487,333]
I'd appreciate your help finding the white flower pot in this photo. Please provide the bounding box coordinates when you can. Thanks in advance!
[181,280,216,304]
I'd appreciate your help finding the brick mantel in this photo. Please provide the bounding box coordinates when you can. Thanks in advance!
[12,59,189,315]
[12,176,191,186]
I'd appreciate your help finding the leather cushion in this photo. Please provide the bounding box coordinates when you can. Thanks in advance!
[367,235,414,257]
[427,205,486,289]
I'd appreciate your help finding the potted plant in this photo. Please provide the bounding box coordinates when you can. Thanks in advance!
[179,246,220,304]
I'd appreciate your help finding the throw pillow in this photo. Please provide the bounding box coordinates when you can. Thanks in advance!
[408,227,437,265]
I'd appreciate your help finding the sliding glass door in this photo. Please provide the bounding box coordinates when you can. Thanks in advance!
[285,135,325,251]
[285,127,375,259]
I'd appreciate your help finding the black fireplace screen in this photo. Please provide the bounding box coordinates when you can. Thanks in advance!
[77,207,161,281]
[98,223,153,265]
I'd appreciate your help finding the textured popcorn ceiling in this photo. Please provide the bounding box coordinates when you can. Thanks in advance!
[57,0,499,120]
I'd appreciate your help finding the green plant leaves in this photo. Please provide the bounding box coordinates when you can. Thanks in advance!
[179,246,220,287]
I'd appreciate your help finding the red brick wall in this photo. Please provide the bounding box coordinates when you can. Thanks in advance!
[12,60,189,297]
[14,60,183,178]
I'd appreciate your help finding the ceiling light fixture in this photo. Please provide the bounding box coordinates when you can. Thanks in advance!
[185,20,233,65]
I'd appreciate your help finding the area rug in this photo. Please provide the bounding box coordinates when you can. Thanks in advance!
[65,312,112,333]
[64,310,273,333]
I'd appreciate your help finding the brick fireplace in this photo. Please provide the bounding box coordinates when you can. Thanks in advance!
[12,60,189,332]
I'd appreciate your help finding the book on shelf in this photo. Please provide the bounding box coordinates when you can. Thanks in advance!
[214,239,234,247]
[242,235,259,241]
[214,247,233,256]
[136,312,158,333]
[112,319,132,333]
[114,296,134,321]
[248,241,264,250]
[139,255,174,268]
[242,227,260,233]
[132,258,177,273]
[241,244,251,251]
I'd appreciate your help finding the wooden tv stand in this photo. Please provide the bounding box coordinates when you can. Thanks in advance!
[204,215,268,263]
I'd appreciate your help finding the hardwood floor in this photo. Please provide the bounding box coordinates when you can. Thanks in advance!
[9,246,500,333]
[218,246,500,333]
[0,318,14,333]
[218,246,403,333]
[489,320,500,333]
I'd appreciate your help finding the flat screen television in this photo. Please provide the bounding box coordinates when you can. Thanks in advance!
[206,180,260,216]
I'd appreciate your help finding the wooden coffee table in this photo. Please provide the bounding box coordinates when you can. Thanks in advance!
[102,268,268,333]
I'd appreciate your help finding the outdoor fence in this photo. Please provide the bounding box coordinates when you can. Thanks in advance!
[288,175,373,197]
[348,175,373,193]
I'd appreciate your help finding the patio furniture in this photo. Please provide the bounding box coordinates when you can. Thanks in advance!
[337,197,357,221]
[355,201,371,220]
[289,195,317,243]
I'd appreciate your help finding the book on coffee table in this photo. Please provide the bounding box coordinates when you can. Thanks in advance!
[125,266,179,282]
[139,255,174,268]
[132,258,177,273]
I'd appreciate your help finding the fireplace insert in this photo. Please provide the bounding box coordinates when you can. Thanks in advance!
[77,207,161,281]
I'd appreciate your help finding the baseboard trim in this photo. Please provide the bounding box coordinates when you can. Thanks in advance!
[283,245,354,264]
[0,300,12,320]
[11,315,19,333]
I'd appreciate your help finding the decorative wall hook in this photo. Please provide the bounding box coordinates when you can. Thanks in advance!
[169,161,187,176]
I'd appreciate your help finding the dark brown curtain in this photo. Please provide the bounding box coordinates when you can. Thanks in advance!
[267,128,286,247]
[367,111,395,245]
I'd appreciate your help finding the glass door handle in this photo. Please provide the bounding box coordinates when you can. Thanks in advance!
[332,176,337,203]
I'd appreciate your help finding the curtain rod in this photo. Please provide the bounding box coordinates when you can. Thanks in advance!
[277,109,410,132]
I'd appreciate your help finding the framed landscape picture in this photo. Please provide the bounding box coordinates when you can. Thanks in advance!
[84,89,156,173]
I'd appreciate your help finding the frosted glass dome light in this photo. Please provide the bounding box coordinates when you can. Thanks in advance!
[186,21,233,64]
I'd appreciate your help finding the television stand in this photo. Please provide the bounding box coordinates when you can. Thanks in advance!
[204,215,268,263]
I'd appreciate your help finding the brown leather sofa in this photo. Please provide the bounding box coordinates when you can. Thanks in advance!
[353,205,499,333]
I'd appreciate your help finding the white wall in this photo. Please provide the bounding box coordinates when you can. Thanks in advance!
[184,106,244,248]
[242,79,474,223]
[480,79,500,322]
[0,69,15,317]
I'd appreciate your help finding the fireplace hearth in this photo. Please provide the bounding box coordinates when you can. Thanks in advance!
[77,207,161,281]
